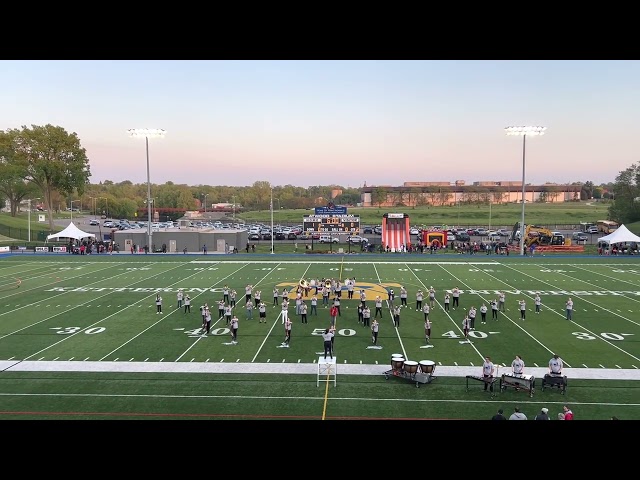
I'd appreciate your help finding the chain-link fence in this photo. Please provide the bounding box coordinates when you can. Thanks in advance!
[0,225,50,242]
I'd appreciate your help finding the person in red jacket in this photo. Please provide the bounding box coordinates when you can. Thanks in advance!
[330,305,338,326]
[563,405,574,420]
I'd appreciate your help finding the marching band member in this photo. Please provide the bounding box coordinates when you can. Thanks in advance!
[482,356,495,392]
[273,287,279,306]
[534,292,542,313]
[393,304,401,327]
[518,299,526,320]
[229,289,237,308]
[245,284,253,303]
[424,317,432,344]
[371,318,379,345]
[415,289,424,311]
[374,296,383,318]
[429,286,436,308]
[230,315,239,343]
[462,315,471,340]
[281,299,289,324]
[480,304,487,324]
[259,301,267,323]
[283,317,292,345]
[549,354,563,375]
[322,327,334,359]
[223,285,230,303]
[511,355,524,375]
[400,286,408,307]
[254,289,261,307]
[452,286,460,309]
[422,303,430,321]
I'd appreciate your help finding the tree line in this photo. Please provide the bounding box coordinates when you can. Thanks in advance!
[1,124,636,225]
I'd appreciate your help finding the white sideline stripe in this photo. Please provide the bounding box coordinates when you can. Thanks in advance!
[189,260,501,265]
[1,361,639,380]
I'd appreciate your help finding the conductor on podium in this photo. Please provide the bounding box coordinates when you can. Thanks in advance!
[322,327,334,359]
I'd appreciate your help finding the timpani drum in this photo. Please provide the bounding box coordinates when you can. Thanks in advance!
[419,360,436,375]
[391,354,403,368]
[391,357,405,371]
[403,360,419,375]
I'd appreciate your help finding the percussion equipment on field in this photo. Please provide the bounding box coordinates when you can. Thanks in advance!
[419,360,436,376]
[541,373,567,394]
[384,358,435,388]
[391,357,405,372]
[500,372,535,397]
[465,375,498,397]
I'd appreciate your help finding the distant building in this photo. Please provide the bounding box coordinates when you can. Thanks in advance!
[360,180,580,207]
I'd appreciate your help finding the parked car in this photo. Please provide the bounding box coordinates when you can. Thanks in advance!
[348,235,369,244]
[496,228,510,237]
[587,226,598,234]
[319,235,339,244]
[572,232,589,243]
[287,232,297,240]
[363,226,374,234]
[275,232,286,240]
[455,233,470,242]
[103,220,115,228]
[248,233,260,240]
[487,232,501,241]
[475,228,488,236]
[89,219,99,226]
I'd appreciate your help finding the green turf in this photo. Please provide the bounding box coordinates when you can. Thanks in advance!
[0,253,639,420]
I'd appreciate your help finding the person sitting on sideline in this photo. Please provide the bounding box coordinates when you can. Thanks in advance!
[509,407,527,420]
[534,407,550,420]
[491,408,507,420]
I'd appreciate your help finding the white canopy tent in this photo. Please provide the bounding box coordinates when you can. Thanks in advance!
[46,222,96,242]
[597,224,640,244]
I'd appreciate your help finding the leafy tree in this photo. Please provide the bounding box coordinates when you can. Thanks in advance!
[8,124,91,230]
[0,130,37,216]
[371,187,387,208]
[609,163,640,223]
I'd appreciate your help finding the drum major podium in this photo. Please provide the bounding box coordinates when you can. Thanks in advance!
[317,356,337,387]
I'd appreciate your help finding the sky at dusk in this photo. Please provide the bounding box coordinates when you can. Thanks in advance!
[1,60,638,188]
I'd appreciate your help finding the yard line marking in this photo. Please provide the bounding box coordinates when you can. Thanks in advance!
[616,365,622,369]
[14,261,210,360]
[600,364,606,368]
[0,261,159,319]
[0,262,100,300]
[434,262,558,363]
[84,357,89,361]
[374,263,408,358]
[68,357,74,361]
[499,263,640,363]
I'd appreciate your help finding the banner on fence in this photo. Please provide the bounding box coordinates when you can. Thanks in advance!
[0,246,9,253]
[35,246,48,252]
[52,246,67,253]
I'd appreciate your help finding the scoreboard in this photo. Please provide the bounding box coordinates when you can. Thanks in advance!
[303,214,360,233]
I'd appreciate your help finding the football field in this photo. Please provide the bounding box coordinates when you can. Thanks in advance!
[0,252,639,420]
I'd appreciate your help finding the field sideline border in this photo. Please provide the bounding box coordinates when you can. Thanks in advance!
[1,360,638,381]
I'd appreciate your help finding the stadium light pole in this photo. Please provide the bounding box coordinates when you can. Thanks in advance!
[270,187,275,254]
[505,126,546,256]
[128,128,166,253]
[202,194,208,214]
